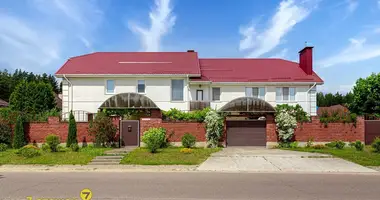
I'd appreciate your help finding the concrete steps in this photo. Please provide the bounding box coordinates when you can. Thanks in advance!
[88,155,123,165]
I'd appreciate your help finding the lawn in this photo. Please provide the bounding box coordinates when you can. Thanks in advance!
[0,147,111,165]
[284,146,380,166]
[120,147,221,165]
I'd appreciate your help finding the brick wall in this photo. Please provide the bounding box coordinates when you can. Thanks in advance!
[23,116,120,143]
[140,118,206,142]
[266,116,365,142]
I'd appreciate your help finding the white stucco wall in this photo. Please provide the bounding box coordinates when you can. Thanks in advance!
[61,77,318,119]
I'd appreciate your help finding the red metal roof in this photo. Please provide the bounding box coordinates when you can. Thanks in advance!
[193,59,323,83]
[55,52,323,83]
[55,52,201,76]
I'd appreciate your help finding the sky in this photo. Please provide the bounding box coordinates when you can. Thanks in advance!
[0,0,379,94]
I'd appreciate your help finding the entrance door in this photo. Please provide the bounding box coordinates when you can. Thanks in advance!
[121,120,139,146]
[226,120,266,146]
[196,90,203,101]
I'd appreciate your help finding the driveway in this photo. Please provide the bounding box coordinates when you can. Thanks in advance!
[197,147,377,173]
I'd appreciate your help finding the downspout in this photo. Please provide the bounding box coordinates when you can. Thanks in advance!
[63,75,73,112]
[306,82,317,116]
[187,75,190,111]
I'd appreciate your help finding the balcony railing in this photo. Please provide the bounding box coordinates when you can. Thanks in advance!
[190,101,210,111]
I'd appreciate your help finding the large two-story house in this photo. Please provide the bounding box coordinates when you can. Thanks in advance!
[56,46,323,121]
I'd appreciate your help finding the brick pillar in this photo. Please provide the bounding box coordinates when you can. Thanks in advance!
[266,114,277,142]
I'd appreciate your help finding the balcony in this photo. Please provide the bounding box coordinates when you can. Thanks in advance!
[190,101,210,111]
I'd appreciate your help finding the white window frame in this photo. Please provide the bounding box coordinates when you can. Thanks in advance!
[276,87,296,102]
[171,79,184,101]
[245,87,265,100]
[212,87,221,101]
[137,80,145,94]
[105,80,115,94]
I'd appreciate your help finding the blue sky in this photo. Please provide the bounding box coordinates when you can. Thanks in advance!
[0,0,380,93]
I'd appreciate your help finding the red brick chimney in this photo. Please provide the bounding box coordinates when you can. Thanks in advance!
[299,46,313,75]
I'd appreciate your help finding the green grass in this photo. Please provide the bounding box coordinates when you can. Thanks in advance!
[0,147,111,165]
[120,147,221,165]
[284,146,380,166]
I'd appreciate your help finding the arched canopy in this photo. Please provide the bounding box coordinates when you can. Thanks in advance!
[99,93,159,109]
[219,97,275,113]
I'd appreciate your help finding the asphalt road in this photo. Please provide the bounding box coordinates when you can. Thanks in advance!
[1,172,379,200]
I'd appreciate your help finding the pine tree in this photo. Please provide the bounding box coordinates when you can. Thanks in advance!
[13,115,26,148]
[66,111,78,147]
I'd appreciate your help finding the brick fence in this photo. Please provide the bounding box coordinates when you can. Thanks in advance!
[266,116,365,142]
[139,118,206,142]
[21,115,365,145]
[23,116,120,143]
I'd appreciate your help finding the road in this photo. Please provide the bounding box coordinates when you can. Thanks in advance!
[0,172,379,200]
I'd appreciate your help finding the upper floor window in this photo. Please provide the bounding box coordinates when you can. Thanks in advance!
[137,80,145,93]
[171,79,184,101]
[245,87,265,99]
[212,87,221,101]
[276,87,296,102]
[106,80,115,94]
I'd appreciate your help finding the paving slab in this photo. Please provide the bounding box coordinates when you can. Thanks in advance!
[197,147,377,173]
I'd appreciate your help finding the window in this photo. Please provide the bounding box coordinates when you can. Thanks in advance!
[276,87,296,101]
[106,80,115,94]
[212,87,221,101]
[171,79,184,101]
[246,87,265,99]
[137,80,145,93]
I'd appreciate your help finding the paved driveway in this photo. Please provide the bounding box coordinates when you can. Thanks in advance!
[197,147,376,173]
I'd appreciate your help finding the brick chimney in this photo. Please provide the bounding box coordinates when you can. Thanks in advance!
[299,46,313,75]
[187,50,195,52]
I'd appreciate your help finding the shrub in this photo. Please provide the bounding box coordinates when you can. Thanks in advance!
[325,141,337,148]
[142,127,166,153]
[289,141,299,148]
[0,143,8,151]
[275,111,297,142]
[335,140,346,149]
[312,144,326,149]
[0,121,12,145]
[57,146,69,152]
[88,112,118,147]
[353,140,364,151]
[162,108,211,122]
[275,104,310,123]
[12,115,26,149]
[371,137,380,153]
[17,145,41,158]
[277,142,290,148]
[70,143,80,152]
[180,148,193,154]
[204,110,224,148]
[45,134,60,152]
[181,133,196,148]
[66,111,78,147]
[41,143,50,152]
[306,138,314,148]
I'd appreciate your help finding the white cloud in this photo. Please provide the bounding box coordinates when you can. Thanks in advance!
[378,0,380,9]
[0,0,103,72]
[239,0,317,58]
[346,0,358,13]
[128,0,176,52]
[269,48,288,59]
[317,38,380,68]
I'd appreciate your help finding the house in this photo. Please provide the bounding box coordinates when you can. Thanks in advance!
[55,46,323,146]
[0,99,8,107]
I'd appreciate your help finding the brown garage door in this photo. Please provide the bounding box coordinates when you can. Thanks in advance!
[226,120,266,146]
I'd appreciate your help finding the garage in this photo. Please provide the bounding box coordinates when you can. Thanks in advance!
[226,120,266,146]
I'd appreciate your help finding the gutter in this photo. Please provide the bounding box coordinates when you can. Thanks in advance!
[63,75,73,111]
[187,74,190,111]
[307,82,317,116]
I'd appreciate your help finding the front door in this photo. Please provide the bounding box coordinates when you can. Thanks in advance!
[196,90,203,101]
[121,120,139,146]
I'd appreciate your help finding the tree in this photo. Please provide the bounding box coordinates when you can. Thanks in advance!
[9,81,56,113]
[66,111,78,147]
[13,115,26,148]
[350,73,380,115]
[88,112,118,147]
[317,92,354,107]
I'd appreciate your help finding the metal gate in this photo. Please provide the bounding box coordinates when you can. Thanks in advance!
[365,120,380,145]
[120,120,139,146]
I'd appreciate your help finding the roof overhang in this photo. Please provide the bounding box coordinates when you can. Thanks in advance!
[218,97,276,113]
[99,93,160,109]
[56,74,201,78]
